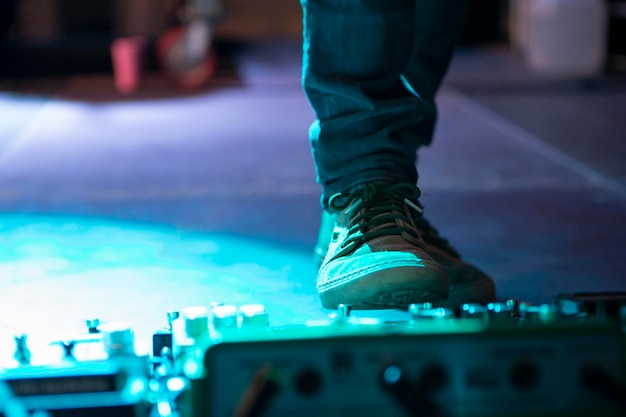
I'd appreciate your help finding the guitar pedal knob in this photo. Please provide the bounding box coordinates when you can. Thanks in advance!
[510,360,540,390]
[85,318,101,334]
[211,304,239,333]
[13,334,31,365]
[487,302,516,323]
[337,304,352,320]
[50,339,77,359]
[328,304,353,323]
[506,299,522,318]
[182,306,210,339]
[520,304,557,323]
[409,304,454,320]
[240,304,269,329]
[460,304,489,321]
[166,311,180,329]
[101,323,135,356]
[409,302,433,314]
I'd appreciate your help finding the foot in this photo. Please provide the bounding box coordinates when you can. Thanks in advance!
[317,182,448,310]
[315,187,496,309]
[412,215,496,308]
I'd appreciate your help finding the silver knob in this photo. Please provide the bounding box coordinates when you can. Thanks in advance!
[337,304,352,320]
[182,306,210,338]
[506,299,521,318]
[212,304,238,330]
[240,304,269,328]
[460,304,489,321]
[100,323,135,356]
[408,302,433,316]
[409,303,453,320]
[521,304,557,323]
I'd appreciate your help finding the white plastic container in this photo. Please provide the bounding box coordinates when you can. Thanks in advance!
[525,0,608,77]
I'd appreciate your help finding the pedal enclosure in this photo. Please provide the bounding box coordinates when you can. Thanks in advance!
[202,319,625,417]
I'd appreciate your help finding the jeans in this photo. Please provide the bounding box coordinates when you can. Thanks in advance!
[301,0,470,206]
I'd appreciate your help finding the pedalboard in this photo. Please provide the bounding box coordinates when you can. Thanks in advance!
[1,292,625,417]
[198,301,625,417]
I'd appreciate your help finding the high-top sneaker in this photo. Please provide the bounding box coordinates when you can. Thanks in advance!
[317,182,448,310]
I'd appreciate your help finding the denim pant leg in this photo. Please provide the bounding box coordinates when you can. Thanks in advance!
[301,0,469,207]
[403,0,471,145]
[301,0,418,204]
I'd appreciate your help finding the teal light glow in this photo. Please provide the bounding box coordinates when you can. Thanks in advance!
[0,214,324,360]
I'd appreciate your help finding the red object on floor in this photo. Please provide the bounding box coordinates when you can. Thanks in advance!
[110,36,147,94]
[156,26,218,90]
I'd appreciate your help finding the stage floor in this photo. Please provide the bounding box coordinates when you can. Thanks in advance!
[1,41,625,353]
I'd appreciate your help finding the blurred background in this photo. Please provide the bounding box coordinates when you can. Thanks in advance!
[0,0,623,78]
[0,0,625,346]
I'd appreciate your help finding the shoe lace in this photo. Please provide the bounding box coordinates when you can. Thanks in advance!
[328,182,425,257]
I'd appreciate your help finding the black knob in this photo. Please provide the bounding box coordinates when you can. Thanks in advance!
[419,364,449,393]
[59,340,76,359]
[380,365,443,417]
[13,334,31,365]
[294,368,322,396]
[510,360,540,390]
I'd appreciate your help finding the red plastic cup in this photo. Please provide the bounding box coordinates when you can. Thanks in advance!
[110,36,147,94]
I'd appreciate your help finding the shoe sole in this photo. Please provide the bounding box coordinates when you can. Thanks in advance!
[318,263,448,310]
[435,276,497,308]
[317,231,496,309]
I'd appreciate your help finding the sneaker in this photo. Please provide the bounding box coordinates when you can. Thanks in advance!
[317,182,448,310]
[315,190,496,309]
[412,215,496,307]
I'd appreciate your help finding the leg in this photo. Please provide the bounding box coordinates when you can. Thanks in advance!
[402,0,471,147]
[401,0,497,308]
[302,0,447,310]
[302,0,495,309]
[301,0,422,205]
